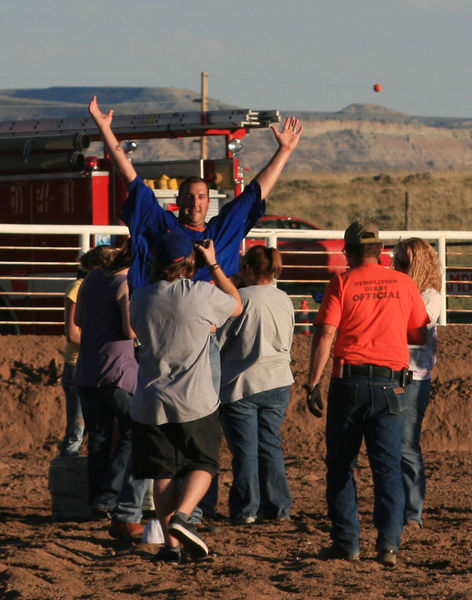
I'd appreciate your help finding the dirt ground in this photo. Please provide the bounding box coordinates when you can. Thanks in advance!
[0,330,471,600]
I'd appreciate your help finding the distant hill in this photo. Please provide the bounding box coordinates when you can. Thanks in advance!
[1,87,472,172]
[297,104,472,129]
[0,86,235,119]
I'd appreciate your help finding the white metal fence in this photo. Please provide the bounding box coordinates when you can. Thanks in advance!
[1,223,472,333]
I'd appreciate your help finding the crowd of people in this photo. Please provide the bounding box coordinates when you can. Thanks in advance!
[58,95,442,569]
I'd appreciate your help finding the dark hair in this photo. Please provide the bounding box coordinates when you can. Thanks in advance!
[344,242,382,260]
[241,245,283,280]
[106,239,133,273]
[178,176,210,197]
[151,253,196,282]
[77,245,118,278]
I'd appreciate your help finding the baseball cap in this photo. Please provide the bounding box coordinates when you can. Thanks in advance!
[344,220,380,245]
[155,228,194,265]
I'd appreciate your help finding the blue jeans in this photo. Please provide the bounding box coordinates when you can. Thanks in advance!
[60,363,84,456]
[401,379,431,525]
[221,386,292,520]
[78,385,149,523]
[326,376,407,554]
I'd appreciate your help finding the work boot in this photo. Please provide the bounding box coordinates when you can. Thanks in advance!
[376,549,397,568]
[109,518,144,542]
[318,544,360,562]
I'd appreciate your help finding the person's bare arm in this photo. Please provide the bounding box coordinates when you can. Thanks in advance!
[255,116,303,200]
[195,241,243,317]
[74,284,84,328]
[88,96,137,189]
[116,280,136,339]
[64,297,81,345]
[307,323,337,385]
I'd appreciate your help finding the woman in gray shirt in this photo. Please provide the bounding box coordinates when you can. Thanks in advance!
[218,246,294,524]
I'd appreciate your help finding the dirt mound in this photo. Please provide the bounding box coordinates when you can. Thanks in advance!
[0,336,65,455]
[1,327,470,457]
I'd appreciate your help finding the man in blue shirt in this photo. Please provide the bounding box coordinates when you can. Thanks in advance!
[88,95,302,525]
[88,96,303,290]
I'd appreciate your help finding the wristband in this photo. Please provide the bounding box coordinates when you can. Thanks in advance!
[209,263,220,271]
[303,383,318,392]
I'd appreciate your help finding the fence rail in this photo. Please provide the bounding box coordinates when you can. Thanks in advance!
[1,224,472,333]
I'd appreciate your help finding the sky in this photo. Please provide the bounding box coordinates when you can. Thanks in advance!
[1,0,472,118]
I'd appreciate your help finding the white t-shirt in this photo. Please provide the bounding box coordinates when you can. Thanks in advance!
[130,278,236,425]
[409,287,442,380]
[218,284,294,403]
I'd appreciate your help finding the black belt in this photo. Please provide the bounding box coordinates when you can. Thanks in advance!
[342,364,403,380]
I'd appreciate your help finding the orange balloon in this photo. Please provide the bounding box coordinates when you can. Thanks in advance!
[373,83,382,92]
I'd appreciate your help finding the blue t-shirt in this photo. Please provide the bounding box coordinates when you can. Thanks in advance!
[121,177,265,290]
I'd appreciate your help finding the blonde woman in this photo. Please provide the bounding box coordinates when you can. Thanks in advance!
[393,238,442,529]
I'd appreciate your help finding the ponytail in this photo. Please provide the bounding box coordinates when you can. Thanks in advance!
[242,245,283,281]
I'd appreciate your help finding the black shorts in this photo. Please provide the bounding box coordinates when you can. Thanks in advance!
[131,409,222,480]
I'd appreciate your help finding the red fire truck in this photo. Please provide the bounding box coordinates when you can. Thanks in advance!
[0,108,280,333]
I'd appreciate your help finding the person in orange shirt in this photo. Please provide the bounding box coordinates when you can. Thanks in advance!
[306,220,428,568]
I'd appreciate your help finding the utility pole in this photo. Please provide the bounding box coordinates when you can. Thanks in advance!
[200,71,208,160]
[405,190,410,229]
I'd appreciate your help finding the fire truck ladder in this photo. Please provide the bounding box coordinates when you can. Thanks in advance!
[0,109,281,141]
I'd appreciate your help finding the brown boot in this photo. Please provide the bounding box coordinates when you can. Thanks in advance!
[109,518,144,542]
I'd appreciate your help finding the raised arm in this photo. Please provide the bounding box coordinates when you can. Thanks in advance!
[88,96,137,190]
[255,116,303,200]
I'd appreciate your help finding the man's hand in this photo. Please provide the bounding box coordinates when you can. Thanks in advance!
[89,96,114,130]
[255,116,303,199]
[303,383,323,418]
[271,116,303,153]
[87,95,136,189]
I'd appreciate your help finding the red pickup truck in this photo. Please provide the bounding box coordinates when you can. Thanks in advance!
[246,215,392,284]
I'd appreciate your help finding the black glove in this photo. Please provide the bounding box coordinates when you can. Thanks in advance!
[303,383,323,418]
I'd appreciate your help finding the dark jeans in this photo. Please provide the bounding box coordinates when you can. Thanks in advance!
[326,375,407,554]
[78,385,148,523]
[221,386,292,520]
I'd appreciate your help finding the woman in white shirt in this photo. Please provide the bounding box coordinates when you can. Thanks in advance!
[393,237,442,529]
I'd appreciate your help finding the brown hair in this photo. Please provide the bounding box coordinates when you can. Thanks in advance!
[85,245,118,269]
[241,245,283,281]
[178,176,210,197]
[344,242,382,260]
[151,254,196,282]
[106,238,133,274]
[393,237,442,293]
[77,245,118,277]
